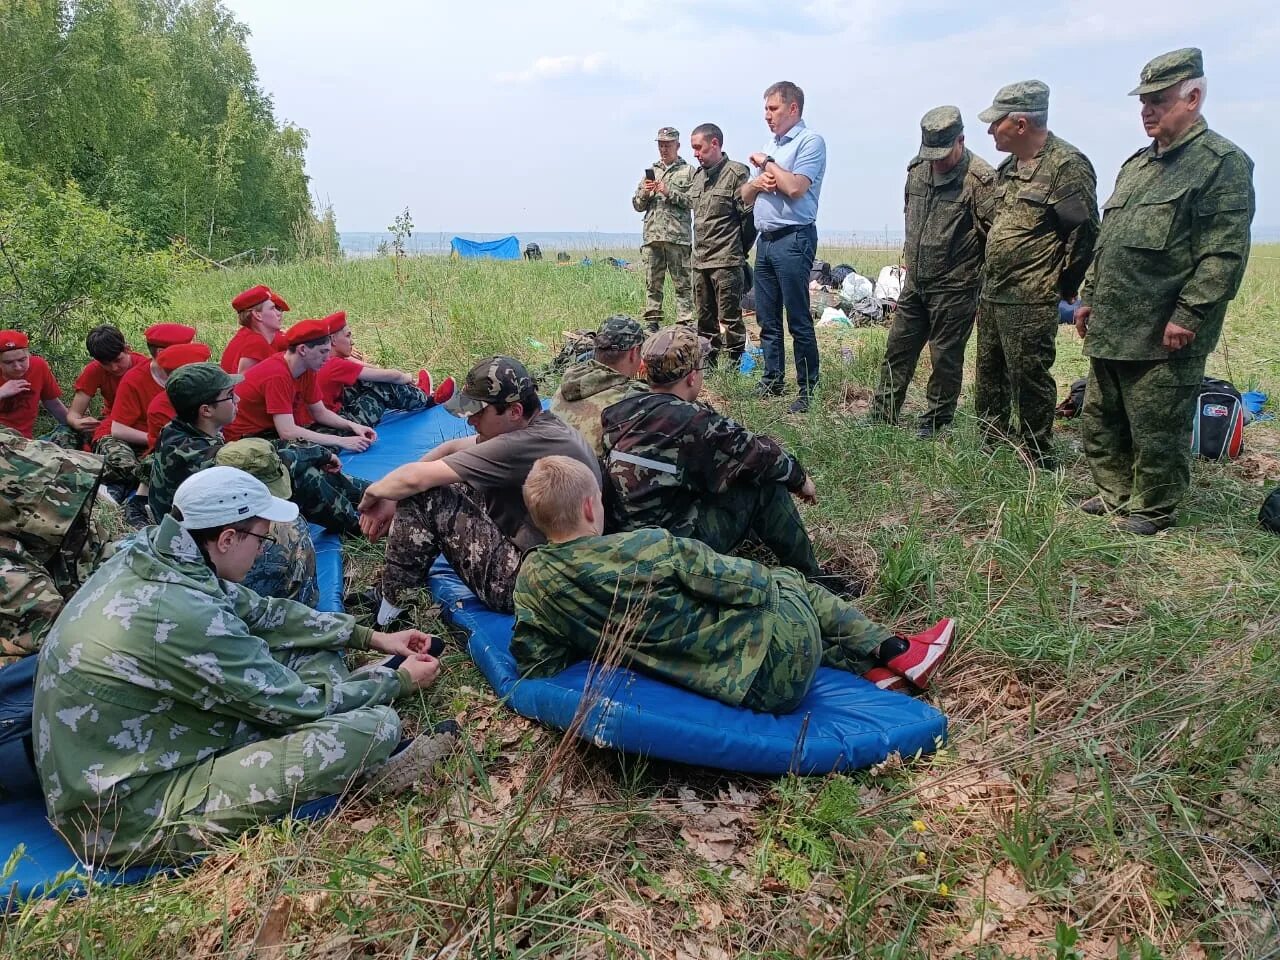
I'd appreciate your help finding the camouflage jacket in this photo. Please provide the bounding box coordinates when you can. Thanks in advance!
[33,513,408,859]
[512,527,775,705]
[241,515,318,607]
[1082,119,1255,361]
[550,360,648,457]
[689,155,752,269]
[632,157,693,247]
[1,428,106,664]
[983,132,1100,304]
[601,393,807,536]
[903,149,997,293]
[149,418,221,523]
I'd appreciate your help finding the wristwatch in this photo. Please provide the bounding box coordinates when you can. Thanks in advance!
[762,155,776,169]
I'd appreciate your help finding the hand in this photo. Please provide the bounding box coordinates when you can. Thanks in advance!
[757,173,778,193]
[0,379,30,400]
[1163,321,1196,351]
[371,628,434,657]
[749,152,769,168]
[68,413,101,433]
[352,423,377,442]
[337,433,373,453]
[654,179,669,197]
[400,653,441,690]
[399,371,414,385]
[322,452,342,473]
[358,494,398,539]
[1074,304,1091,339]
[642,179,658,195]
[796,476,818,505]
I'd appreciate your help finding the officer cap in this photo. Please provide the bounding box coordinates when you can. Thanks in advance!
[1129,47,1204,96]
[977,80,1050,124]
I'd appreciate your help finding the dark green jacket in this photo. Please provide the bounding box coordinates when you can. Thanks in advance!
[903,149,996,293]
[689,155,752,269]
[1082,119,1255,361]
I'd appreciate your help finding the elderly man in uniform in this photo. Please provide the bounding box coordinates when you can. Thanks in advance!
[1075,49,1254,534]
[976,81,1099,469]
[632,127,694,330]
[550,315,648,457]
[689,123,753,369]
[873,107,996,437]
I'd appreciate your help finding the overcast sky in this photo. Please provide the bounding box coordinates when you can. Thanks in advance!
[223,0,1277,235]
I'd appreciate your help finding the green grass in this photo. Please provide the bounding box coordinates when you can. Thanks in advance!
[11,247,1280,958]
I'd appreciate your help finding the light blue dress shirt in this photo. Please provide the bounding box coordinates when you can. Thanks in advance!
[752,119,826,231]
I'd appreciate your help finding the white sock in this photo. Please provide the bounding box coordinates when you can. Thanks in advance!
[376,598,404,626]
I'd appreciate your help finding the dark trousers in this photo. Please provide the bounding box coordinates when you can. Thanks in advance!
[974,300,1058,461]
[873,286,978,428]
[755,224,819,393]
[693,266,747,363]
[693,483,820,577]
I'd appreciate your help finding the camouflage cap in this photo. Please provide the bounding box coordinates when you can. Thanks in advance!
[656,126,680,141]
[641,325,711,385]
[444,355,535,417]
[977,80,1050,124]
[1129,47,1204,96]
[917,105,964,160]
[216,438,292,499]
[166,362,241,411]
[594,314,646,352]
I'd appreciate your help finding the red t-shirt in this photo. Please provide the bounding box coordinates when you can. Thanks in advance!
[0,356,60,439]
[316,357,365,412]
[146,392,177,452]
[98,361,165,443]
[220,327,274,374]
[224,353,320,441]
[73,351,148,414]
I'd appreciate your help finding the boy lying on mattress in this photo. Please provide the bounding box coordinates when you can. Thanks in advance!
[511,456,956,713]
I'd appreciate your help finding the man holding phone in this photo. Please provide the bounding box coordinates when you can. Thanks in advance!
[632,127,694,330]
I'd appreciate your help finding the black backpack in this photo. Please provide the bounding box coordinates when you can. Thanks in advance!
[1260,487,1280,534]
[524,243,543,260]
[809,260,834,287]
[1191,377,1245,461]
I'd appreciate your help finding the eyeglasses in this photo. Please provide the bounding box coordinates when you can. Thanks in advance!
[212,393,238,404]
[238,529,277,554]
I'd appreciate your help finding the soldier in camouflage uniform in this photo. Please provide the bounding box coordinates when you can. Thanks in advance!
[873,107,996,437]
[33,466,455,867]
[976,81,1099,468]
[511,456,958,709]
[358,356,599,619]
[1076,49,1255,534]
[550,315,648,456]
[602,326,821,577]
[632,127,694,329]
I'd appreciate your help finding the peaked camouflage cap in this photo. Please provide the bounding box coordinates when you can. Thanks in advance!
[977,80,1050,123]
[166,362,242,411]
[656,126,680,141]
[444,354,535,417]
[641,325,711,385]
[595,314,646,352]
[216,438,292,499]
[1129,47,1204,96]
[917,106,964,160]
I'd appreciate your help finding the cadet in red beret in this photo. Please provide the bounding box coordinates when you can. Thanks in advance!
[146,344,214,450]
[317,310,454,427]
[0,330,68,439]
[224,285,289,375]
[226,319,377,454]
[144,323,198,353]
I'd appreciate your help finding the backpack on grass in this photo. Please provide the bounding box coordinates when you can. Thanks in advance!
[1191,377,1244,461]
[1260,487,1280,534]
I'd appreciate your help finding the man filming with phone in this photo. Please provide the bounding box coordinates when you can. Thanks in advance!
[632,127,694,331]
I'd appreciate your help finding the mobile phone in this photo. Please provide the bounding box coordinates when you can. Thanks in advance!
[644,167,655,181]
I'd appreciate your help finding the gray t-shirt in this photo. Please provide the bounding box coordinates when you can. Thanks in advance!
[445,410,602,550]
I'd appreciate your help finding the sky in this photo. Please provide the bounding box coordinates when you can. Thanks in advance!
[222,0,1278,236]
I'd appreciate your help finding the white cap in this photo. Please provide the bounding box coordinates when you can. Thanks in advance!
[173,465,298,529]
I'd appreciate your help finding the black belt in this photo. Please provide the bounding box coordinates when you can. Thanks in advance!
[759,223,813,242]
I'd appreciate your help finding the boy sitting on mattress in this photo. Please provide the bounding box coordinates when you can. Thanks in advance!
[510,456,956,713]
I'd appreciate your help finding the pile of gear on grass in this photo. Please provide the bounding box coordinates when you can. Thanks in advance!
[741,259,906,328]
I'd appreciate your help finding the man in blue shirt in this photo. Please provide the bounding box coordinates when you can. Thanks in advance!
[741,81,827,414]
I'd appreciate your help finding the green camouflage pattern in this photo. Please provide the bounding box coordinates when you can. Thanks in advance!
[93,435,144,488]
[338,379,431,427]
[974,301,1059,460]
[916,106,964,161]
[43,423,90,453]
[1081,119,1255,361]
[550,359,647,457]
[640,325,710,385]
[1130,47,1203,96]
[632,157,693,247]
[689,155,752,269]
[693,266,747,362]
[241,514,318,606]
[149,418,221,522]
[903,149,997,293]
[642,242,693,327]
[594,315,646,352]
[983,132,1100,305]
[978,79,1050,124]
[33,513,409,866]
[445,355,534,417]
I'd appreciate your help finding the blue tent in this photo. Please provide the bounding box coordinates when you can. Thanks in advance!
[450,236,520,260]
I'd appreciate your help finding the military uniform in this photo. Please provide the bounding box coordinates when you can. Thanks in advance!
[632,128,694,327]
[874,107,996,432]
[1081,49,1255,528]
[689,153,752,363]
[549,315,649,456]
[976,81,1099,464]
[512,528,891,713]
[337,381,431,428]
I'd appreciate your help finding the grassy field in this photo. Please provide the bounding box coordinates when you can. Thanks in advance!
[9,248,1280,959]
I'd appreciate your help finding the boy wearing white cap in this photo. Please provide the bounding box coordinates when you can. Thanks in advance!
[33,466,457,867]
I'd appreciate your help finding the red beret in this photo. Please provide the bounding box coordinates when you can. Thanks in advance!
[156,342,212,373]
[323,311,347,334]
[270,291,290,311]
[280,319,332,348]
[145,323,197,348]
[0,330,29,352]
[231,285,270,312]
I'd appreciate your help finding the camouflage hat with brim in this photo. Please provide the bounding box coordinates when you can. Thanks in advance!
[641,325,711,385]
[977,80,1050,124]
[1129,47,1204,96]
[656,126,680,141]
[216,438,292,500]
[917,105,964,160]
[444,355,534,417]
[595,314,646,352]
[165,362,242,411]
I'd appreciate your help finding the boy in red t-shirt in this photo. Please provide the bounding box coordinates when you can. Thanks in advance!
[316,311,454,427]
[45,325,149,455]
[0,331,67,439]
[221,285,288,374]
[145,343,213,451]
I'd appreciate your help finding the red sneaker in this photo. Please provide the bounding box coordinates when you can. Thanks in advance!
[432,375,456,405]
[417,369,434,395]
[884,618,955,689]
[862,666,911,693]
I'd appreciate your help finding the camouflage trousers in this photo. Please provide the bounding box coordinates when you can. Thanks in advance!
[974,301,1059,462]
[643,242,693,327]
[382,483,522,614]
[873,286,979,429]
[44,427,141,488]
[693,266,747,363]
[0,537,64,667]
[740,569,893,714]
[253,435,370,536]
[339,381,432,429]
[65,649,401,867]
[1081,355,1206,528]
[240,515,318,606]
[694,483,820,578]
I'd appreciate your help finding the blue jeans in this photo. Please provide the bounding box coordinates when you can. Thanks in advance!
[755,224,819,393]
[0,655,40,798]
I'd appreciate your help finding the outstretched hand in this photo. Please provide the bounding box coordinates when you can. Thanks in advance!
[358,493,397,539]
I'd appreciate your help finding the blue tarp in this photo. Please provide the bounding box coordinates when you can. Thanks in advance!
[450,236,520,260]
